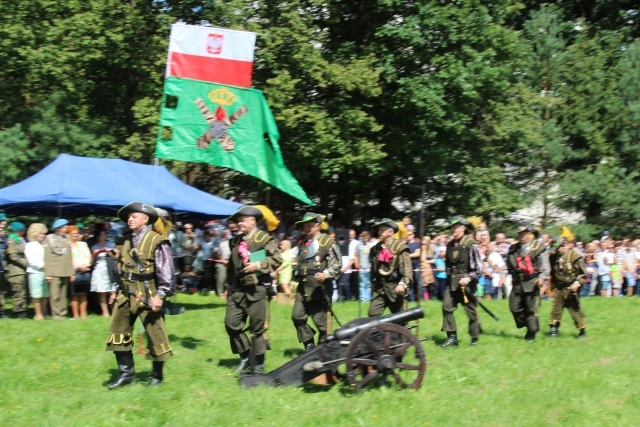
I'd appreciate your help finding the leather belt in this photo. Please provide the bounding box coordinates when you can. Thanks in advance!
[122,272,154,281]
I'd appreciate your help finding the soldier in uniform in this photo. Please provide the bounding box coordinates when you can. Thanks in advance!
[506,223,550,342]
[441,216,483,348]
[6,222,28,319]
[292,212,342,351]
[368,219,412,317]
[0,212,7,319]
[105,202,176,389]
[548,236,588,338]
[225,206,282,373]
[44,219,75,320]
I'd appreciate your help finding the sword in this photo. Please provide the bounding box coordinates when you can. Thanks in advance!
[462,287,500,322]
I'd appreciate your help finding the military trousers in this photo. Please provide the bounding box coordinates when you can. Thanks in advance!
[49,276,70,319]
[509,283,540,334]
[292,296,328,344]
[7,275,27,313]
[549,288,586,329]
[225,289,268,356]
[106,292,173,361]
[368,289,404,318]
[441,286,480,338]
[215,263,227,296]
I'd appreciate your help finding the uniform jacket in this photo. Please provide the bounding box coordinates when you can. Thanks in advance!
[370,238,412,302]
[43,233,74,277]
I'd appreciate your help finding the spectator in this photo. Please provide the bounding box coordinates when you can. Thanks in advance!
[25,223,49,320]
[180,223,200,267]
[180,264,199,293]
[68,225,92,319]
[215,229,231,298]
[475,222,491,245]
[619,238,637,297]
[433,247,447,301]
[406,230,422,301]
[358,231,375,302]
[420,236,435,300]
[44,219,75,320]
[5,222,28,319]
[90,230,117,317]
[338,229,358,301]
[610,242,623,297]
[0,213,6,319]
[485,242,506,300]
[596,240,614,297]
[274,239,294,296]
[583,242,598,296]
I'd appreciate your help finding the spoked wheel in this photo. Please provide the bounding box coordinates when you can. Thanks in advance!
[345,323,426,393]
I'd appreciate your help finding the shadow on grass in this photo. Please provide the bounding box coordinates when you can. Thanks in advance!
[165,301,226,312]
[282,348,304,358]
[167,334,207,350]
[217,358,240,369]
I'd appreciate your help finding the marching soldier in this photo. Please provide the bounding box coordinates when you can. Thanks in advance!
[292,212,342,351]
[368,219,412,317]
[106,202,176,389]
[441,216,483,347]
[548,236,588,338]
[225,206,282,373]
[5,222,28,319]
[506,223,550,343]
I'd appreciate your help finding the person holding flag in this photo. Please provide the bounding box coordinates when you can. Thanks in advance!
[225,206,282,373]
[291,213,342,351]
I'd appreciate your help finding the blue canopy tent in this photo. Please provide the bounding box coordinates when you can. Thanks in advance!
[0,154,241,219]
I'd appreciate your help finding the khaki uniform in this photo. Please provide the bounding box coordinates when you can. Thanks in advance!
[43,233,74,319]
[368,238,412,317]
[292,233,342,344]
[225,229,282,356]
[549,248,587,329]
[5,235,27,313]
[442,236,483,338]
[106,229,174,361]
[506,240,549,335]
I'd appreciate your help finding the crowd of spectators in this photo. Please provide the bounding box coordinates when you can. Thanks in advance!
[1,209,639,320]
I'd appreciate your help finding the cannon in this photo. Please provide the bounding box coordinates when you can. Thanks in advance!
[240,307,427,392]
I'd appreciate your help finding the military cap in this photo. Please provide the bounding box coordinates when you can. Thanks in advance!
[516,222,540,238]
[295,212,324,227]
[449,216,475,232]
[52,218,69,229]
[117,202,158,224]
[9,222,25,232]
[228,205,263,223]
[371,218,399,233]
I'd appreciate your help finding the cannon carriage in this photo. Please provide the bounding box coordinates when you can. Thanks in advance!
[240,306,427,392]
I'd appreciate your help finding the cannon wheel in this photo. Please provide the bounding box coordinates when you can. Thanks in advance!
[345,323,426,393]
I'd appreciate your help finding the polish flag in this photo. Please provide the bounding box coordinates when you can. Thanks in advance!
[167,24,256,88]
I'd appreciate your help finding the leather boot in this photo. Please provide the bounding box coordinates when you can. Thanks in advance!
[470,337,479,346]
[108,351,135,389]
[303,340,316,352]
[17,311,28,320]
[576,328,586,339]
[254,354,265,374]
[149,361,164,386]
[524,331,536,343]
[233,351,251,372]
[0,308,6,319]
[441,332,458,348]
[550,323,559,337]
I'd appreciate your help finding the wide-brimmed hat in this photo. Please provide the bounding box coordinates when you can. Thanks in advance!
[449,216,475,232]
[117,202,158,224]
[52,218,69,229]
[295,212,324,227]
[228,205,263,223]
[9,222,25,232]
[516,222,540,238]
[371,218,399,233]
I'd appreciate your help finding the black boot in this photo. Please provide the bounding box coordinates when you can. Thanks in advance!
[441,332,458,348]
[108,351,135,389]
[0,308,7,319]
[16,311,28,320]
[149,361,164,386]
[254,354,265,374]
[576,328,586,339]
[233,351,251,372]
[524,331,536,343]
[550,323,559,337]
[303,340,316,352]
[470,337,479,347]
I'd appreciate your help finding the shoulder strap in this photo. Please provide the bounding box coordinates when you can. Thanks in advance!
[318,234,331,247]
[253,230,269,244]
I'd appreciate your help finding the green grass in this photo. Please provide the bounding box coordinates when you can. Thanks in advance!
[1,295,639,426]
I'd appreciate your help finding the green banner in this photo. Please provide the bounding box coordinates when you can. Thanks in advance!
[156,77,313,205]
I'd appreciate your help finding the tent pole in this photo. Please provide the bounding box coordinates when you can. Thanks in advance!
[151,158,160,207]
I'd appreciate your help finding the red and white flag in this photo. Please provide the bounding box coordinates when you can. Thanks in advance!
[166,24,256,88]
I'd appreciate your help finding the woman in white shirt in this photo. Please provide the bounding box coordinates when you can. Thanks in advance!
[24,223,49,320]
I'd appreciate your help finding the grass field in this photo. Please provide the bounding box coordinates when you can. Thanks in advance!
[1,294,639,427]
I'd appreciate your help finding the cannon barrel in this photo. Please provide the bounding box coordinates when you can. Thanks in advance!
[326,306,424,342]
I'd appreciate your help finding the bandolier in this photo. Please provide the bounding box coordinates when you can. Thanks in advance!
[369,237,412,317]
[506,223,549,342]
[548,240,587,337]
[107,229,173,359]
[292,232,339,345]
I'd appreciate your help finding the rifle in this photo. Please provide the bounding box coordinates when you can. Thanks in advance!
[461,286,500,322]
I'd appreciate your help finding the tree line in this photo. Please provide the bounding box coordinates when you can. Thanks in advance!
[1,1,638,238]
